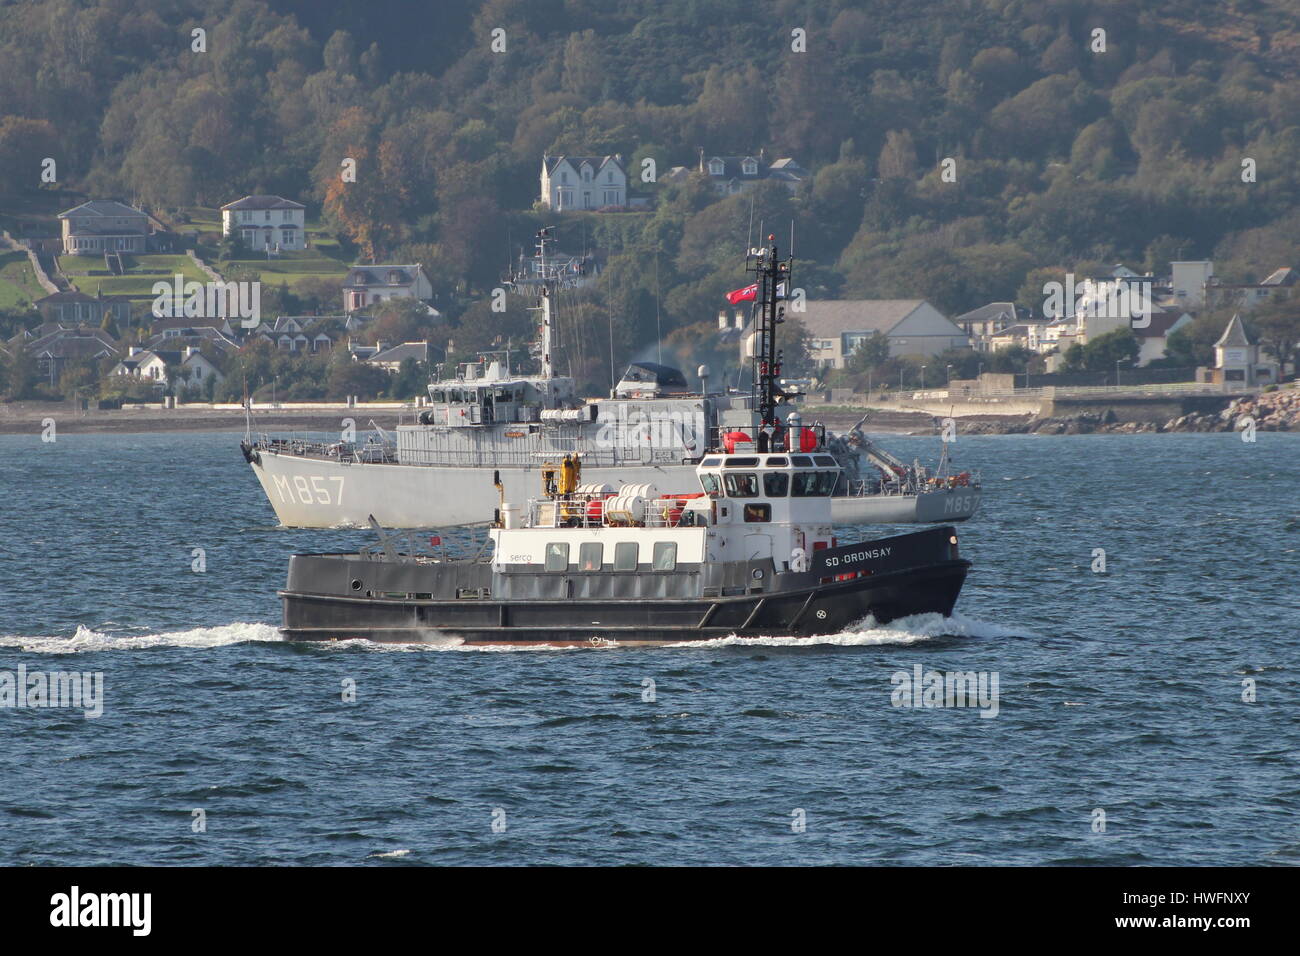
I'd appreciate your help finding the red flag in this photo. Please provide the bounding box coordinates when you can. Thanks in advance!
[726,283,758,305]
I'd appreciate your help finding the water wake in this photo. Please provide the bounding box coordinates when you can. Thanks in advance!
[0,612,1034,654]
[0,622,282,654]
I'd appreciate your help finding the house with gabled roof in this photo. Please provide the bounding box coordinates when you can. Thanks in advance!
[684,151,806,196]
[16,325,121,386]
[342,265,434,313]
[367,341,430,372]
[57,200,149,255]
[540,155,628,210]
[35,289,133,327]
[1210,314,1278,386]
[112,345,225,388]
[220,195,307,251]
[794,299,969,368]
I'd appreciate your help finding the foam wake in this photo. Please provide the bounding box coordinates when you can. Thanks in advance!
[666,611,1034,649]
[0,622,283,654]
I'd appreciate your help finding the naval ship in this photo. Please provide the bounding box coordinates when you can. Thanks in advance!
[279,242,970,645]
[242,228,981,529]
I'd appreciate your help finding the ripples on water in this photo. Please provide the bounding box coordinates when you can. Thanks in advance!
[0,431,1295,865]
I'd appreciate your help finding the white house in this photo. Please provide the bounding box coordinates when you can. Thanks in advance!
[540,155,628,210]
[220,195,306,251]
[1130,307,1193,366]
[112,346,224,386]
[795,300,969,368]
[341,265,434,312]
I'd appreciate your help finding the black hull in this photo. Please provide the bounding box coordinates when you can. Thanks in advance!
[280,560,970,646]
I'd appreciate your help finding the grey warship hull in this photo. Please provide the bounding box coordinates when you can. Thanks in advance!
[246,444,981,528]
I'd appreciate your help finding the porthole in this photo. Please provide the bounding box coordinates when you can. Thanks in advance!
[350,579,362,591]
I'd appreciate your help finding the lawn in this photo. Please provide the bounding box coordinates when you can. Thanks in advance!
[58,252,210,297]
[0,250,44,309]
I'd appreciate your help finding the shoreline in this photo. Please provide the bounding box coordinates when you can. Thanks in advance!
[1,394,1294,436]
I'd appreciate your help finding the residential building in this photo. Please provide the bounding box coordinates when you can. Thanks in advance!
[341,265,434,312]
[667,152,807,196]
[35,290,133,327]
[955,301,1035,352]
[540,155,628,210]
[57,200,149,255]
[796,300,969,368]
[368,341,430,372]
[13,325,120,386]
[1132,307,1193,366]
[1206,266,1297,312]
[112,345,225,387]
[220,195,307,251]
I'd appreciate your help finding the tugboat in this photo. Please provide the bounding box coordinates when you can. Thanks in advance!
[278,241,971,645]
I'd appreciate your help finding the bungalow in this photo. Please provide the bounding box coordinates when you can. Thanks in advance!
[540,155,627,210]
[368,341,429,372]
[57,200,149,255]
[220,195,306,251]
[796,300,970,368]
[342,265,434,312]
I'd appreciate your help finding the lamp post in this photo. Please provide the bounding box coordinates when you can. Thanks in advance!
[1115,359,1120,388]
[921,365,927,389]
[946,363,953,384]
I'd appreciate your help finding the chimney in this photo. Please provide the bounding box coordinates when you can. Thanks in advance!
[735,309,746,329]
[128,346,139,356]
[184,346,196,359]
[718,309,729,330]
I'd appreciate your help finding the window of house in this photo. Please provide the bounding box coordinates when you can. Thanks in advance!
[744,503,771,522]
[651,542,677,571]
[743,159,757,175]
[560,172,568,184]
[614,542,638,571]
[264,211,271,220]
[282,210,291,220]
[578,542,603,571]
[724,473,758,497]
[763,473,789,497]
[544,542,570,571]
[709,159,723,175]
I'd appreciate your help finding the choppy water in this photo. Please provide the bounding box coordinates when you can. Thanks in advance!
[0,430,1296,865]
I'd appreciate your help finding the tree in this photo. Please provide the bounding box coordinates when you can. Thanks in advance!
[1251,295,1300,370]
[848,331,891,371]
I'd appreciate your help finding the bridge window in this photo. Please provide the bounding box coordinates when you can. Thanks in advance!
[578,542,603,571]
[700,473,722,498]
[792,471,837,496]
[744,503,771,523]
[544,542,569,571]
[614,542,638,571]
[763,473,789,497]
[652,542,677,571]
[723,473,758,498]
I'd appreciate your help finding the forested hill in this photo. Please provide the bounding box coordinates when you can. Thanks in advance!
[3,0,1299,382]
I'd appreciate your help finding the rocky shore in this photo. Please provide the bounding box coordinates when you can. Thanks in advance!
[956,387,1299,435]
